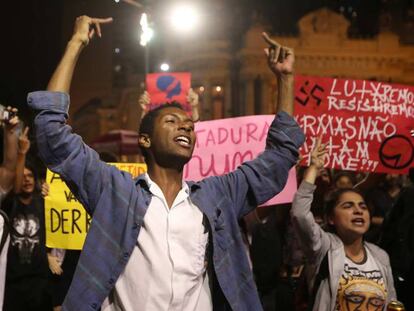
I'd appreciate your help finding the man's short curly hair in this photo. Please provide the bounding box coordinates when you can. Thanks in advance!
[138,102,184,157]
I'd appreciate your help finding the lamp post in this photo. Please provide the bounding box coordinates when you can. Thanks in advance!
[169,4,201,34]
[140,12,153,77]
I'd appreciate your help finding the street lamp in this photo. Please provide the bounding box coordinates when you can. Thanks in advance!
[140,13,153,47]
[160,63,170,72]
[170,4,200,33]
[140,12,154,76]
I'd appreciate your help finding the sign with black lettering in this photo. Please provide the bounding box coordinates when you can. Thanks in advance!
[294,76,414,173]
[45,163,147,249]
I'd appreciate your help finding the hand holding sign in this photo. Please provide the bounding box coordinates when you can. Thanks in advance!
[138,91,150,120]
[187,88,200,122]
[146,72,191,112]
[262,32,294,76]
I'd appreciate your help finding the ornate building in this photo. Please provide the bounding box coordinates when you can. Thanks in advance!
[165,7,414,119]
[73,8,414,154]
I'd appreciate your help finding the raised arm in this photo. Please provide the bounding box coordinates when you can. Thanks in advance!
[207,37,303,218]
[262,33,294,115]
[14,126,30,193]
[48,16,112,92]
[28,16,113,214]
[0,108,19,193]
[290,138,330,261]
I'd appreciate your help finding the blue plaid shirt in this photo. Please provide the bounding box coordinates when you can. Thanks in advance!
[28,91,304,311]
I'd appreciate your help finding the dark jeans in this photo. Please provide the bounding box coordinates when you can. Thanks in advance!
[4,277,52,311]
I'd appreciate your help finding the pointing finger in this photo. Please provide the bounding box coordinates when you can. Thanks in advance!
[92,17,113,24]
[262,32,279,48]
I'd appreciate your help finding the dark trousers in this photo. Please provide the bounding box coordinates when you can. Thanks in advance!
[4,277,52,311]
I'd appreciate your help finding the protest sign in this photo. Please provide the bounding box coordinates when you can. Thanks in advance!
[184,115,297,205]
[146,72,191,112]
[45,163,147,249]
[294,76,414,174]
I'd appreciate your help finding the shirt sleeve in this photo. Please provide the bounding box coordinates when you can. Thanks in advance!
[290,180,331,262]
[208,111,305,218]
[28,91,110,215]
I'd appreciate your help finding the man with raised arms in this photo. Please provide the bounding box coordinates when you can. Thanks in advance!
[28,16,304,311]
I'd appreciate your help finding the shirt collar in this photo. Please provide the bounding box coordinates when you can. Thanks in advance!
[144,173,190,196]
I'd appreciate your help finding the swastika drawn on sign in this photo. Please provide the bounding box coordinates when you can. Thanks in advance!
[295,80,325,107]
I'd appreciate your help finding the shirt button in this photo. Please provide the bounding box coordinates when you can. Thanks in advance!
[91,303,97,309]
[109,278,114,285]
[132,223,138,230]
[123,252,129,259]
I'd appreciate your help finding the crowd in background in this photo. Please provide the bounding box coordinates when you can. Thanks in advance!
[1,107,413,311]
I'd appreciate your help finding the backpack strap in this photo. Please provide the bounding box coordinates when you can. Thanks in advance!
[0,209,10,253]
[307,252,330,311]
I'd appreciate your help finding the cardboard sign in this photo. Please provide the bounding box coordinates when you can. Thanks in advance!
[294,76,414,174]
[184,115,297,205]
[45,163,147,250]
[146,72,191,112]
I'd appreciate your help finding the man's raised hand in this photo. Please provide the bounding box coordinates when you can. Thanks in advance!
[72,16,113,46]
[262,32,294,76]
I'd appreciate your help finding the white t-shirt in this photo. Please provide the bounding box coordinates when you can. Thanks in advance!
[336,247,387,311]
[0,213,10,310]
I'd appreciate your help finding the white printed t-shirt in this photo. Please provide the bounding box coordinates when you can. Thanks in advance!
[336,247,387,311]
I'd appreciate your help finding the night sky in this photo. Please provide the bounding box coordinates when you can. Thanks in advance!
[0,0,411,164]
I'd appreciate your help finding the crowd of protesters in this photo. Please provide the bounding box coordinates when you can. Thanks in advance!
[0,14,413,311]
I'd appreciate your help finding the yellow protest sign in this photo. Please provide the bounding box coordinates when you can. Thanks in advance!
[45,162,147,250]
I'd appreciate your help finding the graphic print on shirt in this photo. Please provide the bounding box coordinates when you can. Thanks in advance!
[11,213,40,264]
[336,263,386,311]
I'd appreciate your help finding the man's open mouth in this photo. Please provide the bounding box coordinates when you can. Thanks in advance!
[175,135,191,148]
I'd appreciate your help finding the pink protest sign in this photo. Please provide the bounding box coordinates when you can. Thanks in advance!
[184,115,297,205]
[146,72,191,112]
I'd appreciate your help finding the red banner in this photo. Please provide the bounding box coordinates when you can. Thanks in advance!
[294,76,414,174]
[146,72,191,112]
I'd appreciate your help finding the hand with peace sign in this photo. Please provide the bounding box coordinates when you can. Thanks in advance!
[18,126,30,155]
[309,137,327,170]
[303,136,328,184]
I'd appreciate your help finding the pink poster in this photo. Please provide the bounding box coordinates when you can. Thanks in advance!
[184,115,297,205]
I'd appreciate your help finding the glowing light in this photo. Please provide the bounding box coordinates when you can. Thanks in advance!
[160,63,170,71]
[170,4,200,33]
[114,48,120,53]
[140,13,154,46]
[215,86,222,92]
[199,86,205,92]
